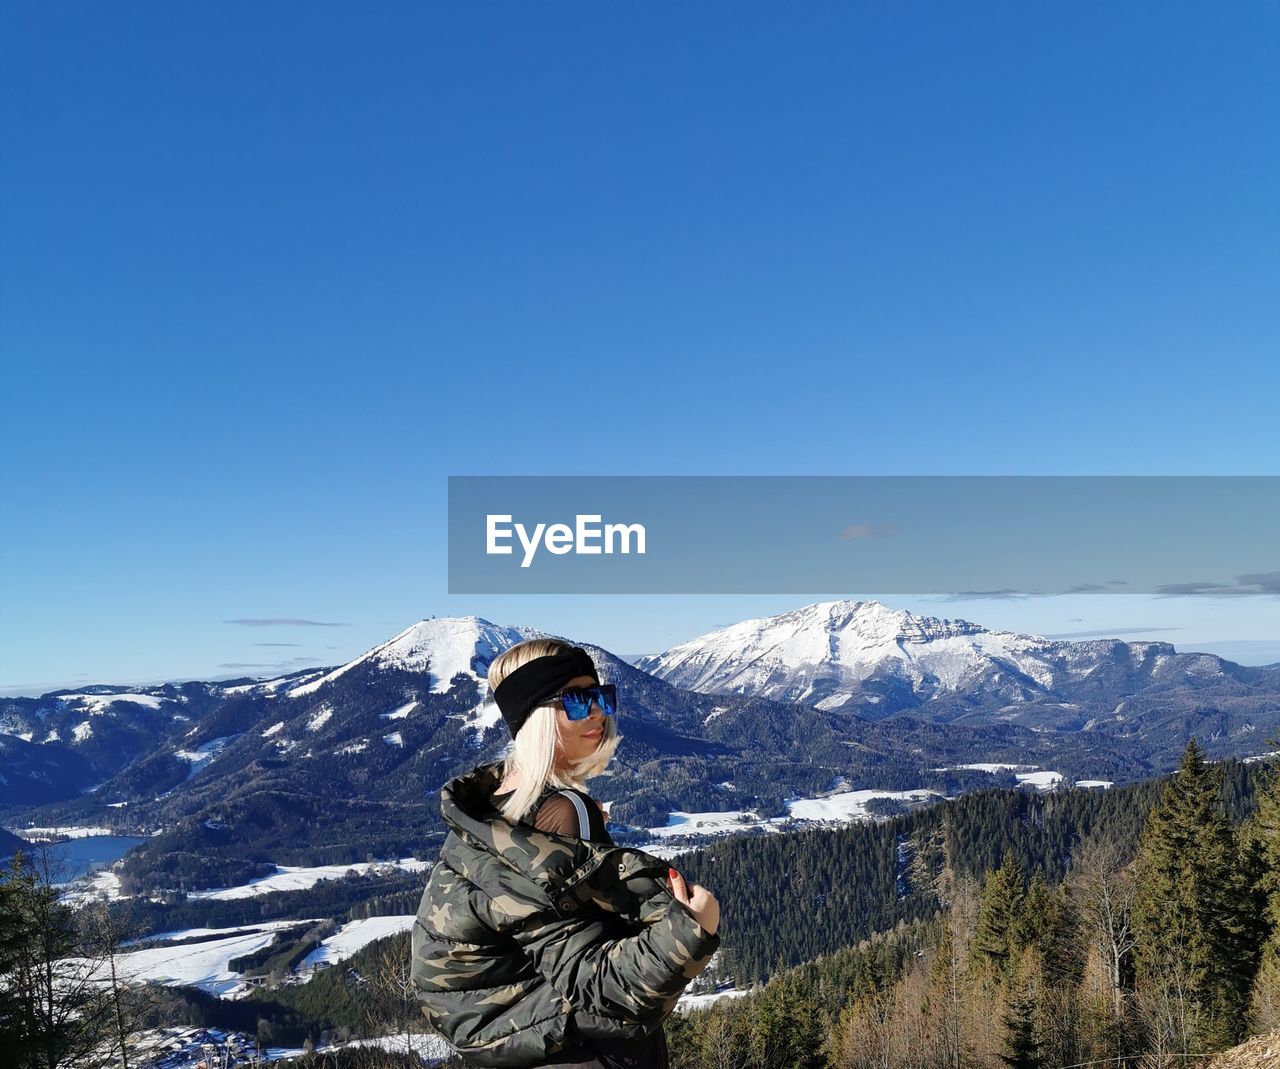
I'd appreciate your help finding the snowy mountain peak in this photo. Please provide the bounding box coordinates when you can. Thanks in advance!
[637,599,1039,711]
[771,599,986,645]
[287,616,537,698]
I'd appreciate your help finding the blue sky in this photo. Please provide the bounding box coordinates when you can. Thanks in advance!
[1,3,1277,693]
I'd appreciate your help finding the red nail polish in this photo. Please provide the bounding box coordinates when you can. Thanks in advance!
[668,867,679,881]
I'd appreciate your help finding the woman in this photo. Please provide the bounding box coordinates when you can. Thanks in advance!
[411,638,721,1069]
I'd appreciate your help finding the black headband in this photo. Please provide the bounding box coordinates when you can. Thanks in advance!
[492,647,599,738]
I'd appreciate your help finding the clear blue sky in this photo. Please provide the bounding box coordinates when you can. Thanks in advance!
[2,3,1277,693]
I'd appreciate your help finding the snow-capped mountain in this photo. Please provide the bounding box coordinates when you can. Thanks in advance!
[278,616,538,700]
[5,605,1277,893]
[637,599,1278,730]
[638,601,1005,711]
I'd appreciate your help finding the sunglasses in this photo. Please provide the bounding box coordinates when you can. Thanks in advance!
[542,683,618,721]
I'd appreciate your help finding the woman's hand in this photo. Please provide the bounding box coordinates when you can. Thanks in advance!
[668,867,719,936]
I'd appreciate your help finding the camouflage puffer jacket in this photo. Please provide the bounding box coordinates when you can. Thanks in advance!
[411,762,720,1067]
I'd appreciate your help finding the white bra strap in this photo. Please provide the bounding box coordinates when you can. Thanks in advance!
[556,789,593,839]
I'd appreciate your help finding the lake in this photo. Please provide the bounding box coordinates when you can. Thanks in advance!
[16,835,150,883]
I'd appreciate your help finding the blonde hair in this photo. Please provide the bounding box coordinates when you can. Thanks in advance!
[487,638,621,825]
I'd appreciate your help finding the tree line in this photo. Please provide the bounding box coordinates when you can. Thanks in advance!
[664,741,1280,1067]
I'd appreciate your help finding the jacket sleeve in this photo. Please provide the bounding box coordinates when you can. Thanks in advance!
[509,878,720,1025]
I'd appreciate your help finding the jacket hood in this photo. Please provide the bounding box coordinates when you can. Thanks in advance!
[439,762,607,906]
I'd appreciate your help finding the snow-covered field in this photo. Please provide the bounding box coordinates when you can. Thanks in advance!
[932,762,1031,773]
[188,857,429,900]
[787,788,943,822]
[125,919,312,947]
[299,915,414,970]
[646,809,765,839]
[637,785,946,852]
[677,987,751,1012]
[931,764,1092,792]
[59,868,123,906]
[1014,770,1064,789]
[77,920,320,998]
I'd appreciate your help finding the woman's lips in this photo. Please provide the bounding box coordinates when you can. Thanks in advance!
[583,728,603,739]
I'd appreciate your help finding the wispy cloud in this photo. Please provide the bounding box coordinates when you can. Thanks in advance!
[841,523,897,540]
[941,579,1129,602]
[1155,571,1280,599]
[1043,627,1181,639]
[223,618,347,627]
[252,642,302,648]
[218,656,322,669]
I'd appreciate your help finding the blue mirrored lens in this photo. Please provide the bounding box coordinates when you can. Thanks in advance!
[561,684,616,720]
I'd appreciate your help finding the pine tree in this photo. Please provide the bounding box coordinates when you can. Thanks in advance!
[975,852,1025,980]
[1015,870,1051,949]
[0,849,110,1069]
[0,855,37,1066]
[747,970,824,1069]
[999,993,1044,1069]
[1131,739,1260,1050]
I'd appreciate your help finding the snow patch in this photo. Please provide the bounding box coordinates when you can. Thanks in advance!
[786,788,944,823]
[188,858,428,901]
[60,693,166,714]
[174,735,239,778]
[1015,770,1064,790]
[452,700,503,736]
[306,707,333,732]
[677,988,751,1013]
[59,868,125,907]
[299,916,415,971]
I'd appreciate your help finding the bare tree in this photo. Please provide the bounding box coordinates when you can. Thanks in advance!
[929,874,978,1069]
[364,933,423,1065]
[695,1003,748,1069]
[78,899,155,1069]
[1069,837,1138,1023]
